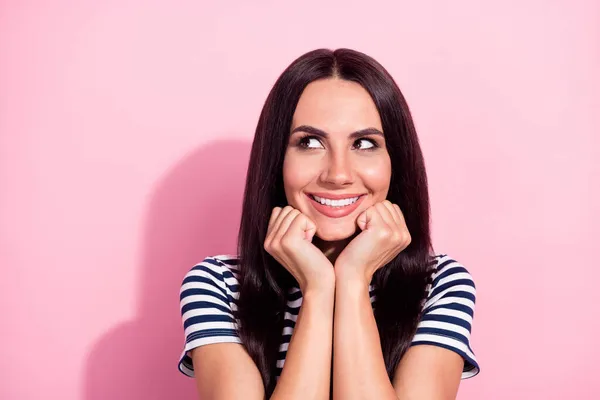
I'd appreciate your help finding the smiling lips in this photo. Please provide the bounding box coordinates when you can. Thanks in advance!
[306,192,366,218]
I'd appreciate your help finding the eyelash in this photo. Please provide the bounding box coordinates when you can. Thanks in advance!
[296,135,380,151]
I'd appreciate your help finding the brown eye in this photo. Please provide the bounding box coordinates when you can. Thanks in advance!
[298,136,324,149]
[353,138,377,150]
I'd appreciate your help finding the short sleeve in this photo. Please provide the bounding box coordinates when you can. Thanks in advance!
[410,255,480,378]
[178,257,242,377]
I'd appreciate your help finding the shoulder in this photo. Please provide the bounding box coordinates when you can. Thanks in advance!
[184,254,240,279]
[178,255,243,377]
[180,255,241,297]
[411,254,480,378]
[425,254,477,308]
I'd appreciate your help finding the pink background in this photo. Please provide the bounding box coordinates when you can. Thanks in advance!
[1,1,599,399]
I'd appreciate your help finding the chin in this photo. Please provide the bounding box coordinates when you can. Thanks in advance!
[315,223,357,242]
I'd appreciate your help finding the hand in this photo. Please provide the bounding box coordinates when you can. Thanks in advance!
[334,201,411,284]
[264,206,335,293]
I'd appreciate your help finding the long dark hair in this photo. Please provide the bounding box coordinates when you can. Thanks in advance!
[235,48,435,395]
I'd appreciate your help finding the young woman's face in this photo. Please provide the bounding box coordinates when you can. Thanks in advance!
[283,78,392,241]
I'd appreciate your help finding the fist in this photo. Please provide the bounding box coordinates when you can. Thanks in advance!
[264,206,334,292]
[335,201,411,282]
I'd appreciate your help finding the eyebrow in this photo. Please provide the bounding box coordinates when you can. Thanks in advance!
[290,125,384,140]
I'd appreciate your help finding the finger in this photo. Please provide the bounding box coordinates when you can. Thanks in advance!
[392,203,411,245]
[374,202,396,229]
[274,208,301,241]
[357,205,384,231]
[288,213,317,241]
[266,207,283,238]
[356,207,370,231]
[270,206,295,239]
[392,203,407,227]
[381,201,401,226]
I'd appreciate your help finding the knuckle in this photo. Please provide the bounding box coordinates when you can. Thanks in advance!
[271,240,282,253]
[263,236,270,246]
[280,235,293,249]
[296,212,308,223]
[378,228,391,240]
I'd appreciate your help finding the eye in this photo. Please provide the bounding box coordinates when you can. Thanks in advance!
[298,136,324,149]
[353,138,378,150]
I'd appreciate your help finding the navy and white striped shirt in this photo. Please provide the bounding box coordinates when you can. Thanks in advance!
[178,254,480,379]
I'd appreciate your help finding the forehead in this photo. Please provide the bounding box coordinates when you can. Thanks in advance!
[291,78,383,132]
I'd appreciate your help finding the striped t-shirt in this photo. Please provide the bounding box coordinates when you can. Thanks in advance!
[178,253,480,379]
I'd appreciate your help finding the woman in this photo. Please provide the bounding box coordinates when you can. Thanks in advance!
[178,48,480,399]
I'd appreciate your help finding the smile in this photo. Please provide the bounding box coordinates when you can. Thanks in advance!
[306,193,366,218]
[310,194,360,207]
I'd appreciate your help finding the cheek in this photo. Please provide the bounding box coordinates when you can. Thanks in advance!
[282,153,318,204]
[360,157,391,198]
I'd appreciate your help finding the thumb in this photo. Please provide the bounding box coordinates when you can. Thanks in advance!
[289,213,317,241]
[303,217,317,241]
[357,208,371,231]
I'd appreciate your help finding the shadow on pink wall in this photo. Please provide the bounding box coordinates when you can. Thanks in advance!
[83,139,252,399]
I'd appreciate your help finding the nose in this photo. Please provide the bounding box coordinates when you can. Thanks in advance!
[320,150,353,186]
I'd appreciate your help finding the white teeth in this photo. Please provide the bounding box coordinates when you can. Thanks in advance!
[312,195,360,208]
